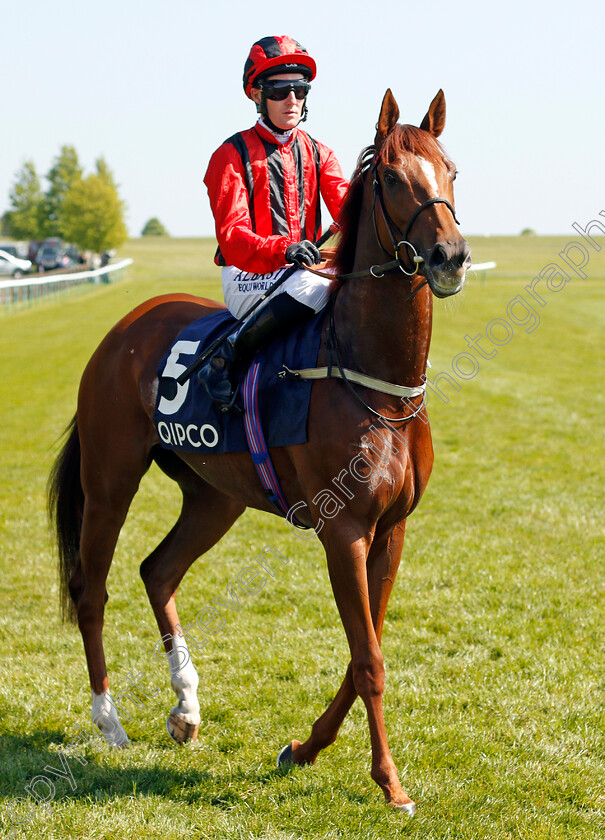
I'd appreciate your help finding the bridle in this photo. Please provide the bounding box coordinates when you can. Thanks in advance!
[315,151,462,424]
[310,150,461,292]
[369,154,460,278]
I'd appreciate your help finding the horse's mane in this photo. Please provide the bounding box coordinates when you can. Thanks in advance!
[332,146,374,274]
[333,124,448,273]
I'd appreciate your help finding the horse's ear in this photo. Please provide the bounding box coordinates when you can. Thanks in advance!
[375,89,400,147]
[420,89,446,137]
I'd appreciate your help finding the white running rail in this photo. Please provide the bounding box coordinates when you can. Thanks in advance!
[471,260,497,282]
[0,258,133,313]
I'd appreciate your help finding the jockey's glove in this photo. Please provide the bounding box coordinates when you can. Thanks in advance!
[285,240,322,267]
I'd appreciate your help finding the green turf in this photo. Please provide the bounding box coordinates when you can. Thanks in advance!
[0,236,603,839]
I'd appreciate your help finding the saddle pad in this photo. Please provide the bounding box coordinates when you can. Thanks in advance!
[153,308,325,454]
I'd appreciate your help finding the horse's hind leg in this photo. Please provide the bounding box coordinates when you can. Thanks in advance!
[76,412,152,747]
[140,449,244,742]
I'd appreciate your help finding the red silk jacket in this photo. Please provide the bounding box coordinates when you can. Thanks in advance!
[204,121,349,274]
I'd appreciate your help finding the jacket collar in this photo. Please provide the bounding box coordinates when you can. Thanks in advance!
[254,119,299,146]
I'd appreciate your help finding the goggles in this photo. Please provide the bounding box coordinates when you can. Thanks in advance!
[260,79,311,101]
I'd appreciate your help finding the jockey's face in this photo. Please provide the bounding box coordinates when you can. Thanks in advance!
[251,73,307,132]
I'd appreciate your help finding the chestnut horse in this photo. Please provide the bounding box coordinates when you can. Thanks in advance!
[49,89,470,813]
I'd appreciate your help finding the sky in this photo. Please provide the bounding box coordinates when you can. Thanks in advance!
[3,0,604,239]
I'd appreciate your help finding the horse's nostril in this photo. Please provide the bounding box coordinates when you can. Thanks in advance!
[430,242,471,271]
[430,244,447,269]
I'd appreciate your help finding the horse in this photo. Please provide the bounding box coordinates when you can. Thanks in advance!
[48,88,471,814]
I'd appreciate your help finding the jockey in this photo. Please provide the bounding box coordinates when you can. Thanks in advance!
[197,35,349,410]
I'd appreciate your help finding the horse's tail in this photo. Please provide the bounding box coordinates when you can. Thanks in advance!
[48,415,83,623]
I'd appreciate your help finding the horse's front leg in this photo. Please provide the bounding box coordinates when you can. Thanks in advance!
[319,521,413,810]
[284,521,407,777]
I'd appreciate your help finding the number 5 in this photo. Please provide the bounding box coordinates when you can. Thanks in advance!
[157,340,201,416]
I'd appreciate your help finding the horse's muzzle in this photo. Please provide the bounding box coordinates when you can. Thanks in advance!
[424,240,472,298]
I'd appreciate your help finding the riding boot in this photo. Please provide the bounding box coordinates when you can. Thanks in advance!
[197,294,315,411]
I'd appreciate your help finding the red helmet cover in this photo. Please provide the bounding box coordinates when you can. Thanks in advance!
[243,35,316,98]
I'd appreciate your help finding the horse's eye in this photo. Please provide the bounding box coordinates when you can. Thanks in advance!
[383,171,398,187]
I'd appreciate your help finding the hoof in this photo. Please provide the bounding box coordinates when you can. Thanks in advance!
[276,739,302,768]
[392,801,416,816]
[92,720,130,749]
[166,711,200,743]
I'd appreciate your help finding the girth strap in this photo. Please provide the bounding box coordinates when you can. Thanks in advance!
[242,360,311,530]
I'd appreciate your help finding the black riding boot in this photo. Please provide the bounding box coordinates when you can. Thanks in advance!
[197,294,315,411]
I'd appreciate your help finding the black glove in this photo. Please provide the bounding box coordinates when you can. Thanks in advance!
[285,240,322,267]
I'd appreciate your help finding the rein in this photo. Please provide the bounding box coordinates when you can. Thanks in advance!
[279,285,427,425]
[326,287,427,424]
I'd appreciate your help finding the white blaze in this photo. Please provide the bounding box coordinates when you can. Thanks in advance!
[418,157,439,196]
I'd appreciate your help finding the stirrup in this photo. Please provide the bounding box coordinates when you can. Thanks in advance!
[203,382,244,415]
[217,393,244,415]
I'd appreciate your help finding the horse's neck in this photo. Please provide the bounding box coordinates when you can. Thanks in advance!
[335,225,433,389]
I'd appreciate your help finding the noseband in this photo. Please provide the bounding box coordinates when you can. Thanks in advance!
[371,157,460,277]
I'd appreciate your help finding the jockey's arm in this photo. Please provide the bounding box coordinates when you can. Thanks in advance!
[205,148,292,274]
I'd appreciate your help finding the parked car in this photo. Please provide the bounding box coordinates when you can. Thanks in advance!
[0,242,30,259]
[35,244,74,272]
[0,249,32,278]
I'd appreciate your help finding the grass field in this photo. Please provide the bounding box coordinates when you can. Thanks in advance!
[0,234,603,839]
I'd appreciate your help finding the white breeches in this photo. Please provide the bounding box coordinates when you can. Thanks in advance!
[222,265,335,319]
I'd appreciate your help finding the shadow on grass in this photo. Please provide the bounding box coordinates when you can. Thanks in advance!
[0,730,300,810]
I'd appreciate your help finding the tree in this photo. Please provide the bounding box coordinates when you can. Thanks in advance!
[60,174,128,253]
[95,156,117,189]
[4,160,45,240]
[3,146,128,249]
[141,217,169,237]
[44,145,83,238]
